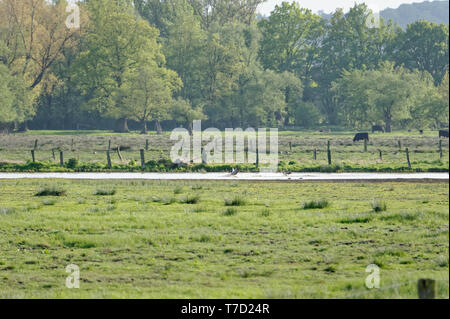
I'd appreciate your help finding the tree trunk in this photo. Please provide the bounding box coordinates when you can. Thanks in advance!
[115,118,129,133]
[141,121,148,134]
[17,121,29,132]
[155,120,163,135]
[385,117,392,133]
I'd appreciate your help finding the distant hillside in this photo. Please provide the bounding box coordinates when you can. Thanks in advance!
[318,1,449,29]
[380,0,449,29]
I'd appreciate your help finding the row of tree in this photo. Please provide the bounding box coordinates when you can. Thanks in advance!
[0,0,448,133]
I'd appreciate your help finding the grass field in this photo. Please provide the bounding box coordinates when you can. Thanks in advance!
[0,130,448,172]
[0,179,448,298]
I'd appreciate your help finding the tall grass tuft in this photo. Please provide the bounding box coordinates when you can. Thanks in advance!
[0,207,16,215]
[302,200,330,209]
[223,208,237,216]
[35,187,66,197]
[173,186,184,195]
[182,195,201,204]
[371,200,387,212]
[94,189,116,196]
[225,196,247,206]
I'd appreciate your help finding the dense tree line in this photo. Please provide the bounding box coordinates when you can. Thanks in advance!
[0,0,448,133]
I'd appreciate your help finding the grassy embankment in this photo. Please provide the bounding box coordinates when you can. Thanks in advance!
[0,179,448,298]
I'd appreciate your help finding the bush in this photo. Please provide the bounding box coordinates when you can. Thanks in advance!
[302,200,330,209]
[66,158,79,169]
[35,187,66,197]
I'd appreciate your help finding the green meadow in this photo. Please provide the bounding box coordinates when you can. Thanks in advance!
[0,130,448,172]
[0,179,448,298]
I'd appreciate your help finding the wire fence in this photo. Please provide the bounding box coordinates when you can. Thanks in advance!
[342,277,449,299]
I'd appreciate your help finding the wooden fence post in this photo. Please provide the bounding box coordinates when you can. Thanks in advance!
[34,139,38,150]
[140,149,145,169]
[71,138,74,151]
[201,147,207,164]
[52,149,56,161]
[145,139,149,151]
[379,150,382,161]
[439,140,443,159]
[313,149,317,161]
[398,140,402,151]
[289,142,292,152]
[364,139,368,152]
[327,141,332,165]
[117,145,123,162]
[418,279,436,299]
[59,151,64,167]
[108,140,111,151]
[256,146,259,169]
[31,150,35,162]
[406,148,411,168]
[106,150,112,169]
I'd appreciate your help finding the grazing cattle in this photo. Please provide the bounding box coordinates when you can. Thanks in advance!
[353,133,369,142]
[439,130,449,138]
[372,125,384,133]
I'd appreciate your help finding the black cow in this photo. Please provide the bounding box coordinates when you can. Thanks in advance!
[353,133,369,142]
[372,125,384,133]
[439,130,449,138]
[419,130,424,135]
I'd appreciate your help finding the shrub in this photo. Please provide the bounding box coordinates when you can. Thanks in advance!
[371,200,387,212]
[302,200,330,209]
[35,187,66,197]
[66,158,79,169]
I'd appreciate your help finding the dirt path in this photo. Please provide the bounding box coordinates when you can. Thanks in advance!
[0,172,448,182]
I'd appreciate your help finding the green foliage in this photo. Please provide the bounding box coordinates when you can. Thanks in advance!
[332,62,445,131]
[0,0,448,132]
[392,20,449,84]
[66,158,79,169]
[74,0,169,130]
